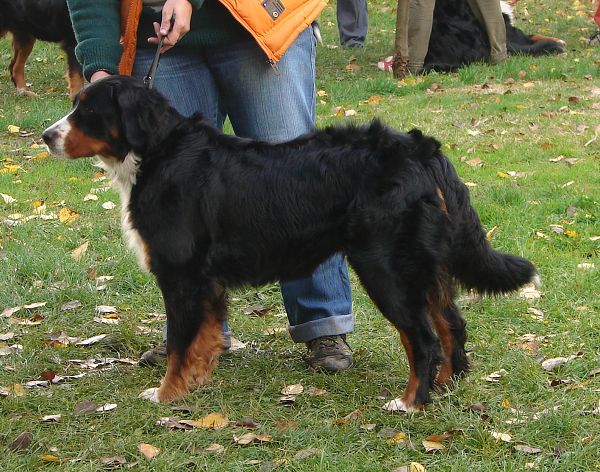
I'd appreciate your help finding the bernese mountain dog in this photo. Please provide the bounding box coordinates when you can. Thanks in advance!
[425,0,566,72]
[0,0,83,98]
[42,76,538,409]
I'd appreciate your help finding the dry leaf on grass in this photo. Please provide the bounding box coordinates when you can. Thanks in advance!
[60,300,82,311]
[388,432,408,444]
[243,305,271,316]
[392,462,426,472]
[204,443,225,454]
[423,440,446,451]
[76,334,108,346]
[482,369,508,382]
[194,412,229,429]
[514,444,542,454]
[294,448,321,460]
[234,417,260,429]
[233,433,272,445]
[278,395,297,404]
[96,404,117,413]
[71,241,89,261]
[491,431,513,442]
[74,400,98,414]
[541,352,583,371]
[9,432,33,451]
[100,456,127,467]
[40,415,62,422]
[306,386,327,396]
[138,443,160,460]
[377,427,400,439]
[360,423,377,432]
[281,384,303,395]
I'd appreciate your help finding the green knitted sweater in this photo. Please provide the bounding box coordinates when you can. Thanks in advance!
[67,0,249,80]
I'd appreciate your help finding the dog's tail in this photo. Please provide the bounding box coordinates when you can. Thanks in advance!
[436,157,538,295]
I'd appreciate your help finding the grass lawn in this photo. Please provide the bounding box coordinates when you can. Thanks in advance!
[0,0,598,470]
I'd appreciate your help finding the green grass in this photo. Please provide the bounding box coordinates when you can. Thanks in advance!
[1,0,599,470]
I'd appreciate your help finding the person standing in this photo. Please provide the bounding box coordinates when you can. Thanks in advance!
[408,0,508,74]
[66,0,355,372]
[337,0,368,48]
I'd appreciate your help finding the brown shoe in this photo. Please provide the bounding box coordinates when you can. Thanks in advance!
[305,335,353,372]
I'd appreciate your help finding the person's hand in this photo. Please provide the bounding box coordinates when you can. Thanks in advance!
[90,70,112,82]
[147,0,193,53]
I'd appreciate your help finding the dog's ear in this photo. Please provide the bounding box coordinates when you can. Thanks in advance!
[114,80,165,153]
[408,129,441,158]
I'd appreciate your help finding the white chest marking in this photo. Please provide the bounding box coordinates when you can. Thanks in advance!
[99,152,150,272]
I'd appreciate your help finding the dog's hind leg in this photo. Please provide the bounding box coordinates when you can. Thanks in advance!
[10,33,36,96]
[428,290,469,388]
[62,42,84,100]
[348,252,443,412]
[140,277,225,403]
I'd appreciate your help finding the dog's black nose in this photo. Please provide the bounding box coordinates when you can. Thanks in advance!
[42,129,55,145]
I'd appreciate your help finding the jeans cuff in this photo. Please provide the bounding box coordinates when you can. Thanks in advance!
[287,313,354,343]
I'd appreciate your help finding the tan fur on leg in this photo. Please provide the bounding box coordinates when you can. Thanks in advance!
[155,314,223,403]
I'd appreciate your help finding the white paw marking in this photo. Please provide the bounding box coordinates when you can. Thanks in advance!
[139,387,161,403]
[382,397,422,413]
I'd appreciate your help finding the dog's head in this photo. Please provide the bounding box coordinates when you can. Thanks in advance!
[43,75,180,161]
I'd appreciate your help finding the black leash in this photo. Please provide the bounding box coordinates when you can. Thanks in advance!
[143,13,176,89]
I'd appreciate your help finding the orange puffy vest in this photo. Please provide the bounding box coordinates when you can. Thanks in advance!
[118,0,327,75]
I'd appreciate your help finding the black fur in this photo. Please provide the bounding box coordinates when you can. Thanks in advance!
[43,76,538,406]
[426,0,565,72]
[0,0,82,97]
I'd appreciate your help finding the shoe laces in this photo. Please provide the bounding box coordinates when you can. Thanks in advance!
[308,335,349,351]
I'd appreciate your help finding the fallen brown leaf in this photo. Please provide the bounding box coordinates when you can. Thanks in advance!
[514,444,543,454]
[281,384,304,395]
[294,448,321,460]
[233,433,272,445]
[74,400,98,414]
[138,443,160,460]
[392,462,426,472]
[9,432,33,452]
[204,443,226,454]
[100,456,127,467]
[423,440,445,451]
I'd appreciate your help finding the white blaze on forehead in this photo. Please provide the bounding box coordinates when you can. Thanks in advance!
[43,112,73,155]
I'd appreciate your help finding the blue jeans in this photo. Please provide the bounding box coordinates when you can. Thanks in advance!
[133,26,353,343]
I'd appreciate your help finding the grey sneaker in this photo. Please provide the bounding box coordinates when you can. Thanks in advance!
[305,335,353,372]
[587,30,600,46]
[139,333,232,367]
[139,343,167,367]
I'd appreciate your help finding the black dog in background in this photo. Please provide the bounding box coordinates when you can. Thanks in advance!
[43,76,538,409]
[0,0,83,98]
[426,0,566,72]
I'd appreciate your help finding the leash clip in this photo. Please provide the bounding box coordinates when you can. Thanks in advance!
[143,13,176,89]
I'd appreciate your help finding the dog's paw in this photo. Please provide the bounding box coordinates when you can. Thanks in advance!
[139,387,161,403]
[382,397,423,413]
[16,87,37,97]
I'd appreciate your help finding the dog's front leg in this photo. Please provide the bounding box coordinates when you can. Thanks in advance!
[140,278,226,403]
